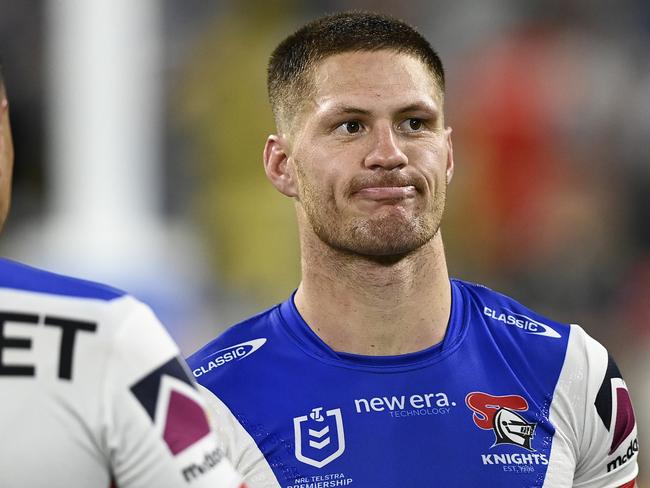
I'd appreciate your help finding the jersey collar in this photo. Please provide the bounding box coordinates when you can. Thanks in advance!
[276,279,468,371]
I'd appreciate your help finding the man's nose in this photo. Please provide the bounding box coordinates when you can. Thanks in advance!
[363,123,408,170]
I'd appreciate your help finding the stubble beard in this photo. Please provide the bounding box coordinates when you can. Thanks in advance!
[298,173,447,260]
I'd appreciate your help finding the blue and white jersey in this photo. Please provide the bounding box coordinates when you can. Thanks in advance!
[0,258,244,488]
[188,279,638,488]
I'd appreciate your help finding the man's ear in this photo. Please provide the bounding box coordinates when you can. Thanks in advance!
[445,127,454,184]
[263,134,298,197]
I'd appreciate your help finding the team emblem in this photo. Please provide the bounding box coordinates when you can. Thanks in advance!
[131,356,211,456]
[294,407,345,468]
[466,392,537,450]
[595,355,636,454]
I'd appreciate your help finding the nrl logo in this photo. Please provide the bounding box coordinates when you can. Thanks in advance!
[293,407,346,468]
[466,392,537,451]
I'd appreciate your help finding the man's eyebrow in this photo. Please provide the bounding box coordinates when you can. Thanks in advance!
[322,105,373,117]
[397,102,440,115]
[321,102,440,117]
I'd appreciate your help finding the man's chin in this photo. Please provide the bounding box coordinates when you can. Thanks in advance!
[350,240,429,260]
[323,230,436,262]
[306,208,440,260]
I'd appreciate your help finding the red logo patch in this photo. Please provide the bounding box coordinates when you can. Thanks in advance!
[466,392,536,451]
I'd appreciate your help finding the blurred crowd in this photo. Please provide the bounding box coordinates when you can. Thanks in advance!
[1,0,648,481]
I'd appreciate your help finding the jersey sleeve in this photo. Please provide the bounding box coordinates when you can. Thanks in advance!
[102,297,245,488]
[198,385,281,488]
[570,325,639,487]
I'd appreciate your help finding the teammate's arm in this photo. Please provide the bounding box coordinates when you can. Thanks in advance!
[0,79,14,232]
[102,297,245,488]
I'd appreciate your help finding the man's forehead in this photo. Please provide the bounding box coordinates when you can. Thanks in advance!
[314,50,436,86]
[307,51,442,117]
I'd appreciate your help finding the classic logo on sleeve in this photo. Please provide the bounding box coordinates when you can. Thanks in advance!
[482,306,561,338]
[131,356,211,456]
[193,338,267,378]
[293,407,345,468]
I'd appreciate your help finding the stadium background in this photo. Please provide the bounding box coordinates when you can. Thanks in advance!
[0,0,648,482]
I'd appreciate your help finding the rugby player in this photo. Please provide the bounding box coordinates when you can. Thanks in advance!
[188,12,638,487]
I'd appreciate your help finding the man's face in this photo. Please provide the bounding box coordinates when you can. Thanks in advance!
[0,86,13,232]
[287,50,453,257]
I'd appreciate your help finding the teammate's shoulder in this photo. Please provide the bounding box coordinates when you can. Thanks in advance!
[0,258,126,301]
[187,303,279,370]
[452,278,570,340]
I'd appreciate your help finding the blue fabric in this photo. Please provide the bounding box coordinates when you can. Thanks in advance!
[0,258,125,301]
[188,280,570,487]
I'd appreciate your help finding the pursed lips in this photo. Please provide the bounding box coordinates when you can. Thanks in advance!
[352,185,417,200]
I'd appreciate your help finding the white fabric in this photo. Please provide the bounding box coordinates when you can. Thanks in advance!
[199,385,281,488]
[0,287,243,488]
[544,324,638,487]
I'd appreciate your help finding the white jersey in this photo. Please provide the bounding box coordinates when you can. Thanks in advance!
[0,258,245,488]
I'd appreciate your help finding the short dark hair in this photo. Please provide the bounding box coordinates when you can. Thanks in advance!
[267,11,445,132]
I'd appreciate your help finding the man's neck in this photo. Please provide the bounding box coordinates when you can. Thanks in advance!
[294,231,451,356]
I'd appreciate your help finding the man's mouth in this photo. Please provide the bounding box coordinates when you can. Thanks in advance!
[352,185,417,201]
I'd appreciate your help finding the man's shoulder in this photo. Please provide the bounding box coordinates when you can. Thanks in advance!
[0,257,180,358]
[453,278,571,341]
[0,257,126,302]
[0,258,163,347]
[187,303,282,382]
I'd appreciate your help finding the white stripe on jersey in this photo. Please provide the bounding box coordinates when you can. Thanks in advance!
[544,324,638,487]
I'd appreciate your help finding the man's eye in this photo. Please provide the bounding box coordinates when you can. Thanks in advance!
[336,121,362,134]
[401,118,424,132]
[409,119,422,131]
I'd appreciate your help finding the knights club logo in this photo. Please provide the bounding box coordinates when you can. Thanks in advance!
[293,407,345,468]
[465,392,537,451]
